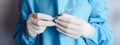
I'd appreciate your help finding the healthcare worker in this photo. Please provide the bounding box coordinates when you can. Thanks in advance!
[14,0,113,45]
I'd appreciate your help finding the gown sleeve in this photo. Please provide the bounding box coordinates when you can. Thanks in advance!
[14,0,36,45]
[86,0,113,45]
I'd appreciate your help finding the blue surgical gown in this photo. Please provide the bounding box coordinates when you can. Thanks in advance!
[14,0,113,45]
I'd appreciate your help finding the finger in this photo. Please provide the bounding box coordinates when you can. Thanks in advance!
[55,23,82,35]
[28,22,43,30]
[36,26,46,34]
[57,28,80,39]
[31,17,55,26]
[28,24,40,30]
[37,20,55,26]
[57,14,85,25]
[55,19,68,28]
[29,16,39,26]
[27,24,46,34]
[30,13,54,21]
[70,18,86,26]
[27,15,32,24]
[56,13,76,23]
[55,19,83,31]
[27,24,38,35]
[56,15,71,23]
[37,13,54,21]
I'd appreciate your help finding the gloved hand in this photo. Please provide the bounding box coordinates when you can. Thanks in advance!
[26,13,55,37]
[55,14,95,39]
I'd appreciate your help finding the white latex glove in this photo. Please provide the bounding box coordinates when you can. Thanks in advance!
[27,13,55,37]
[55,14,95,39]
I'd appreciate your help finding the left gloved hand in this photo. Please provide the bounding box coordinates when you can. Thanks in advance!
[55,14,95,39]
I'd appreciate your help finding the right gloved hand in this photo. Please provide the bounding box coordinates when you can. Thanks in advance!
[26,13,55,37]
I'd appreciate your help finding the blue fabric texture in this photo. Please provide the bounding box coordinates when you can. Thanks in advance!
[14,0,113,45]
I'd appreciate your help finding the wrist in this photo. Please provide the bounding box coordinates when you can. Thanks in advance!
[26,29,38,38]
[82,26,95,38]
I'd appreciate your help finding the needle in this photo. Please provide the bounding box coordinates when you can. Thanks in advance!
[53,8,74,22]
[61,8,74,14]
[55,8,74,18]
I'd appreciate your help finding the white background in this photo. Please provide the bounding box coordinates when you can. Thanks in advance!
[107,0,120,45]
[0,0,120,45]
